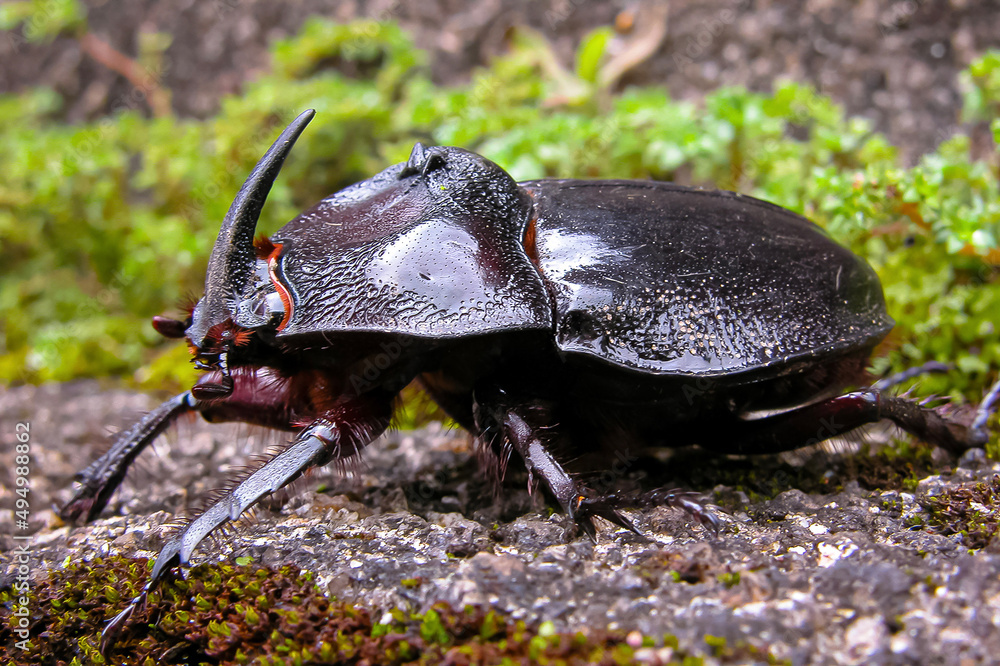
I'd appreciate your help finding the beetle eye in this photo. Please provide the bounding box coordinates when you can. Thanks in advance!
[246,291,286,326]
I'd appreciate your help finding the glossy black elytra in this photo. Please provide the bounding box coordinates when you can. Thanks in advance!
[60,110,1000,647]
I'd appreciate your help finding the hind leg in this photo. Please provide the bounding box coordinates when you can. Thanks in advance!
[871,360,951,391]
[701,383,999,456]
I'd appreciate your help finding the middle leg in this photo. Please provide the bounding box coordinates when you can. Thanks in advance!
[473,386,641,539]
[99,390,394,650]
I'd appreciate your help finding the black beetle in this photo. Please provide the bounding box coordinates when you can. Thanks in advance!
[63,110,999,644]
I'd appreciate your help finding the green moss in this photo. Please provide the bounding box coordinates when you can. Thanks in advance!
[705,638,791,665]
[633,550,716,587]
[690,435,959,513]
[0,556,789,665]
[705,634,727,651]
[918,475,1000,549]
[844,441,943,492]
[717,572,741,589]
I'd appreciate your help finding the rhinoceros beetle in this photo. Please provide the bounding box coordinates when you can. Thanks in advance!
[62,110,999,645]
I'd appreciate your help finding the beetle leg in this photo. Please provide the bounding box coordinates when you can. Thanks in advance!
[871,360,952,391]
[474,394,636,540]
[60,391,197,523]
[970,377,1000,447]
[620,488,722,534]
[508,412,638,540]
[63,367,307,524]
[99,395,392,653]
[707,389,986,455]
[577,488,722,535]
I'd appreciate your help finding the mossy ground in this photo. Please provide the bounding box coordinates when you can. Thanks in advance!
[916,474,1000,549]
[1,7,999,663]
[0,555,789,665]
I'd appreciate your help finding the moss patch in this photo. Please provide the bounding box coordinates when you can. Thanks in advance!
[918,474,1000,549]
[0,555,787,665]
[845,441,943,493]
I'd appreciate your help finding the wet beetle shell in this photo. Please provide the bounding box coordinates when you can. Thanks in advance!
[260,146,892,380]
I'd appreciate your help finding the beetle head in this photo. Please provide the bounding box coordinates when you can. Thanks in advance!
[153,110,315,398]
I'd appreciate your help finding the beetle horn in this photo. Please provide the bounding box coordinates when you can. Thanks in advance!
[187,109,315,348]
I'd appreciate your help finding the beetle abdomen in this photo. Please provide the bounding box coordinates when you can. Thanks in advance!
[523,180,893,376]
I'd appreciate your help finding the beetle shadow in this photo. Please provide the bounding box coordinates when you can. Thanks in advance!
[559,425,953,517]
[295,423,951,539]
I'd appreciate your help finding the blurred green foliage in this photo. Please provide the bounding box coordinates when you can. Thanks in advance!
[1,15,998,422]
[0,0,85,42]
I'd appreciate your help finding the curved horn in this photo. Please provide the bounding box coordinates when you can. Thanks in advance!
[188,109,315,347]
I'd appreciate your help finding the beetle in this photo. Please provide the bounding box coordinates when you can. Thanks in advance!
[62,110,999,644]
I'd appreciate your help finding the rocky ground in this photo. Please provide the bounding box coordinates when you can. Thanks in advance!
[2,381,999,664]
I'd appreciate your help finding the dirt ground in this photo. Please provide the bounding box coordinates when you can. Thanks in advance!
[2,0,999,163]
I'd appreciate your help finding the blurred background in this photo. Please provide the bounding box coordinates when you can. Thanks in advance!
[0,0,998,414]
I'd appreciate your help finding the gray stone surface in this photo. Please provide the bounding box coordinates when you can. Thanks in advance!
[2,380,1000,663]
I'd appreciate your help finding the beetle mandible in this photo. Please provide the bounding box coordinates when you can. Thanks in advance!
[62,110,1000,643]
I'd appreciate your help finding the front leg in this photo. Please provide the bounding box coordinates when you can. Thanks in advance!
[473,388,636,540]
[60,391,199,523]
[99,392,393,652]
[62,368,302,523]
